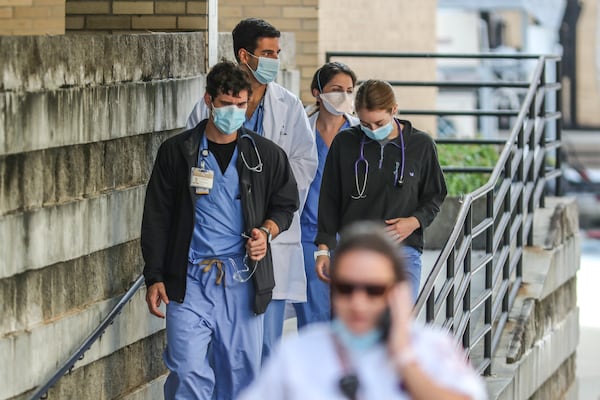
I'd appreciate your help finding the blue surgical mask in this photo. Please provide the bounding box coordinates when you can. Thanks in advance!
[331,319,382,351]
[212,104,246,135]
[246,53,280,84]
[361,121,393,141]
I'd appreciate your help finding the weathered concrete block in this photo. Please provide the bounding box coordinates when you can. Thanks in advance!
[0,33,205,91]
[506,298,536,363]
[117,374,168,400]
[32,331,165,400]
[486,308,579,400]
[0,185,146,279]
[1,289,165,399]
[529,354,576,400]
[532,196,579,249]
[1,240,142,335]
[484,196,580,399]
[0,77,203,156]
[522,234,581,301]
[0,130,172,215]
[507,279,577,363]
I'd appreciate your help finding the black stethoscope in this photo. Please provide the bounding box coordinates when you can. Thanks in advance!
[351,119,405,200]
[198,133,263,173]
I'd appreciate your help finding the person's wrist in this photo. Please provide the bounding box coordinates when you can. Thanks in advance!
[392,347,417,370]
[314,249,330,261]
[259,226,272,243]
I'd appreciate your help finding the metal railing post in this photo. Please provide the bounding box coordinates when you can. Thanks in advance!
[539,59,547,208]
[555,59,563,196]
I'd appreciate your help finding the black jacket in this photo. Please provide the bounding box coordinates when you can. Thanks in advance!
[316,119,447,251]
[141,120,299,314]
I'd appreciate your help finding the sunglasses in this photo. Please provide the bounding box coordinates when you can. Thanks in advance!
[332,281,390,297]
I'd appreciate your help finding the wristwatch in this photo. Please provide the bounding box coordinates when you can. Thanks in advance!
[259,226,272,243]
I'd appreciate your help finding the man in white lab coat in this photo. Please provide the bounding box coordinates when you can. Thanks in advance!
[187,18,318,362]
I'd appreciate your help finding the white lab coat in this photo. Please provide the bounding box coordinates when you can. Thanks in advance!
[186,82,318,302]
[239,323,488,400]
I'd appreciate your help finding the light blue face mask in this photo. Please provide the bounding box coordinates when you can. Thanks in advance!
[331,318,382,351]
[246,53,280,84]
[361,121,393,141]
[212,104,246,135]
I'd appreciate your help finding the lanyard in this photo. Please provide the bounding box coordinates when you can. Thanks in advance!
[331,333,361,400]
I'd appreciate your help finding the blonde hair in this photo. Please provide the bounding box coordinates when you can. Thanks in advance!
[354,79,396,113]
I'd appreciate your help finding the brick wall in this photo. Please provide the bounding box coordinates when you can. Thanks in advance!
[219,0,318,103]
[576,0,600,126]
[65,0,207,32]
[0,0,65,35]
[320,0,438,134]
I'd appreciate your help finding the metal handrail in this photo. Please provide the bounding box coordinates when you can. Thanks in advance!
[326,51,556,60]
[415,56,559,374]
[328,50,562,374]
[29,275,145,399]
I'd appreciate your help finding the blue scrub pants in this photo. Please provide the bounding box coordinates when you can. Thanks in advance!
[261,298,285,363]
[293,240,331,329]
[402,245,423,303]
[163,258,263,400]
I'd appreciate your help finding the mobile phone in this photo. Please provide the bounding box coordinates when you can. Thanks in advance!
[378,307,391,341]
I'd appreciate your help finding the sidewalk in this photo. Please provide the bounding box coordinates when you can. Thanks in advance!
[577,234,600,400]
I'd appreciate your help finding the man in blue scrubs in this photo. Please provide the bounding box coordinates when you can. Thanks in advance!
[187,19,318,362]
[141,60,299,400]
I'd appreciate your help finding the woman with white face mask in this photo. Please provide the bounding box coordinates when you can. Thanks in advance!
[294,62,359,329]
[314,80,448,302]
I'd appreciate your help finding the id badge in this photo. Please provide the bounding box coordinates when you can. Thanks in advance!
[191,167,214,195]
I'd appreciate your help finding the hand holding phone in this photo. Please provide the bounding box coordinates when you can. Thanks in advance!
[377,307,391,342]
[386,282,413,355]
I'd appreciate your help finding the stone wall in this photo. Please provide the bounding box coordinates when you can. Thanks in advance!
[486,197,580,400]
[0,32,205,400]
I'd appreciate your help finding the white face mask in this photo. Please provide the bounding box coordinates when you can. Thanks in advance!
[319,92,354,115]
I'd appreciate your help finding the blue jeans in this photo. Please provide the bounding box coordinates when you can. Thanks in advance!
[163,258,263,400]
[293,240,331,329]
[401,245,422,303]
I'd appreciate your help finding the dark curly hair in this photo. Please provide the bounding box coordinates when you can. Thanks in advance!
[205,59,252,99]
[232,18,280,62]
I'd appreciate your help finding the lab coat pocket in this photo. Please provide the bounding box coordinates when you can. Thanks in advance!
[274,123,292,150]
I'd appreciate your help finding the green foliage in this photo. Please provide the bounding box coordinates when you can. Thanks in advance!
[437,143,500,196]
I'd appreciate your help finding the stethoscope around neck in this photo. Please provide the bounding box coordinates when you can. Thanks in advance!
[239,133,263,173]
[198,133,263,173]
[351,119,405,200]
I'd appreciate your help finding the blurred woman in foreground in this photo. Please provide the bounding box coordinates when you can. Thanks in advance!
[240,222,487,400]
